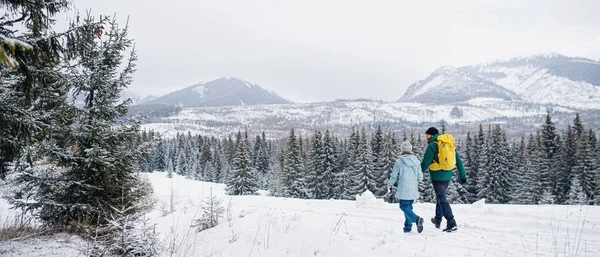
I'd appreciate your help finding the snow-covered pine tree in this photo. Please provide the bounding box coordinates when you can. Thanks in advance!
[350,128,374,196]
[9,15,152,226]
[463,131,479,203]
[480,125,511,204]
[567,174,588,205]
[582,129,599,203]
[281,128,307,198]
[176,150,187,176]
[193,189,225,232]
[540,112,559,200]
[528,131,545,204]
[307,130,325,199]
[476,124,490,200]
[0,0,81,180]
[226,131,258,195]
[254,132,271,189]
[370,125,388,197]
[334,138,351,199]
[213,142,224,183]
[511,137,530,204]
[151,140,167,171]
[167,159,174,178]
[200,139,212,173]
[321,129,338,199]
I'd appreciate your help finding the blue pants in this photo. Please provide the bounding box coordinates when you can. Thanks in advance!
[399,200,419,231]
[433,181,454,220]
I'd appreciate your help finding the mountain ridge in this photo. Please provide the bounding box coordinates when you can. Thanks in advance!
[140,77,292,107]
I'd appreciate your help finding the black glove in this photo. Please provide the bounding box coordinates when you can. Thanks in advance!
[459,178,467,184]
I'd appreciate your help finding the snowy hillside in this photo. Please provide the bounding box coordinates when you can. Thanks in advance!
[141,77,292,107]
[401,54,600,109]
[141,100,573,138]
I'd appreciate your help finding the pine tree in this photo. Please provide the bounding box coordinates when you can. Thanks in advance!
[307,130,325,199]
[582,130,599,203]
[200,139,212,172]
[226,131,258,195]
[371,125,388,197]
[0,0,95,180]
[540,112,559,200]
[349,128,374,196]
[193,189,224,231]
[567,175,588,205]
[8,15,151,226]
[511,137,529,204]
[254,132,270,189]
[176,150,187,176]
[152,140,167,171]
[528,131,545,204]
[476,124,491,200]
[480,125,511,204]
[281,128,307,198]
[167,159,174,178]
[321,130,338,199]
[213,143,224,183]
[334,138,351,199]
[463,131,479,203]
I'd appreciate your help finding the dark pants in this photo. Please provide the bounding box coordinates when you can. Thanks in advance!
[433,181,454,220]
[399,200,419,231]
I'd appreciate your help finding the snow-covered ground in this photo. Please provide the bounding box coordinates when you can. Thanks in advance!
[2,173,599,256]
[146,173,600,257]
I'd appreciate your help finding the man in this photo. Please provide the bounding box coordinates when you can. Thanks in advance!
[387,141,424,233]
[421,127,467,232]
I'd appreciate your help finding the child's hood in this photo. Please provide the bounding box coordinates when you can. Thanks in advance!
[400,154,420,167]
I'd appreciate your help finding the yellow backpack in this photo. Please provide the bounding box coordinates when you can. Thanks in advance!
[430,134,457,171]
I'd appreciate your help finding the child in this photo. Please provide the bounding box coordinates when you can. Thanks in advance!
[387,141,424,233]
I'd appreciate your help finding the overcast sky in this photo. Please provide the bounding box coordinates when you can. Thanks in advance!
[66,0,600,103]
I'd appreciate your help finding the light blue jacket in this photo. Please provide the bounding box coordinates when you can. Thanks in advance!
[387,154,423,200]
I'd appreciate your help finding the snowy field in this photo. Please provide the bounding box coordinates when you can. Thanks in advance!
[2,173,600,256]
[148,173,600,257]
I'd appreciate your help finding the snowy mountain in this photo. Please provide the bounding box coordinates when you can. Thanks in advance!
[400,54,600,109]
[141,77,292,107]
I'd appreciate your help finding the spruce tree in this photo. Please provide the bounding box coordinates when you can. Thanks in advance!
[321,130,338,199]
[371,125,388,197]
[567,175,588,205]
[307,130,325,199]
[200,139,212,172]
[540,112,559,200]
[334,138,351,199]
[349,128,373,195]
[9,15,151,226]
[476,124,491,200]
[281,128,307,198]
[512,137,530,204]
[582,130,599,202]
[464,131,480,203]
[226,131,257,195]
[481,125,511,204]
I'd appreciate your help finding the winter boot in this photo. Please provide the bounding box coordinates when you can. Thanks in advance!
[443,218,457,232]
[416,217,424,233]
[431,217,441,229]
[403,228,411,233]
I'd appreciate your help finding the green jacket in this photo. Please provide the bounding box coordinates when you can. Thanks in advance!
[420,134,467,181]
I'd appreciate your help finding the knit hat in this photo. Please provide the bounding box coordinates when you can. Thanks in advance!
[425,127,439,136]
[400,141,413,153]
